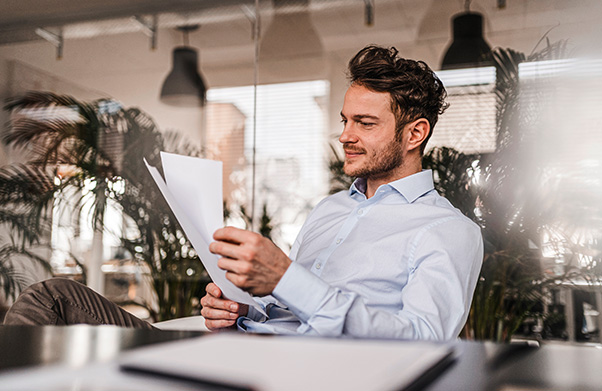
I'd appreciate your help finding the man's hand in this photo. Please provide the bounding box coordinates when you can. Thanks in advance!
[209,227,292,296]
[200,283,248,330]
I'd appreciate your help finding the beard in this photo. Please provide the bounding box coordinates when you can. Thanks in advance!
[343,140,405,179]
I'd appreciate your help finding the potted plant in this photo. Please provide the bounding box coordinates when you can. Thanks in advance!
[0,92,209,321]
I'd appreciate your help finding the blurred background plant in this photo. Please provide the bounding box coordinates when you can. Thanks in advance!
[0,92,209,321]
[424,42,601,342]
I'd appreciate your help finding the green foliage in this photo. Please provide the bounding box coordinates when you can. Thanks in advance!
[0,92,208,320]
[423,41,597,342]
[423,144,585,342]
[327,143,354,194]
[259,204,274,239]
[422,147,479,222]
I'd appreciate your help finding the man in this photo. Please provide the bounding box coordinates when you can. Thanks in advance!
[200,45,483,340]
[4,45,482,341]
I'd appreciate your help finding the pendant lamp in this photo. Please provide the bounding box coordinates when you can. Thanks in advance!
[440,9,492,70]
[259,0,323,60]
[160,25,207,107]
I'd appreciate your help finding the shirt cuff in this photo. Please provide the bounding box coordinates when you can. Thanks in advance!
[272,261,331,323]
[245,302,267,322]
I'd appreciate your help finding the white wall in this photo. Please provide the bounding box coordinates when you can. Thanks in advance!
[0,31,204,147]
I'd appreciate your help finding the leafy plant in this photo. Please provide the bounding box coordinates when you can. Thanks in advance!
[327,143,353,194]
[424,41,598,342]
[0,92,209,321]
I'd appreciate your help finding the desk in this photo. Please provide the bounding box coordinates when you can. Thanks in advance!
[0,325,202,371]
[1,326,602,391]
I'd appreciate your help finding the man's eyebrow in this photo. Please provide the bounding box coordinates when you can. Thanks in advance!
[339,112,379,120]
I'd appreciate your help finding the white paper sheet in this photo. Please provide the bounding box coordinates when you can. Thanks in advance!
[144,155,266,316]
[160,152,223,243]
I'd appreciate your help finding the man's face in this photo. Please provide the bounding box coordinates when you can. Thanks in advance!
[339,83,406,180]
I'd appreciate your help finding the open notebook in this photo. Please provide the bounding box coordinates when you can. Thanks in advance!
[120,333,454,391]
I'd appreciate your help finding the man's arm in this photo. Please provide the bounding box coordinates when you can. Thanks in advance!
[209,227,291,296]
[275,218,483,340]
[210,220,483,340]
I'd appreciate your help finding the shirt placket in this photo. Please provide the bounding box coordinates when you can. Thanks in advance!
[309,190,386,276]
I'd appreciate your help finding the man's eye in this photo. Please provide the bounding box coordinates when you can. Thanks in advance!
[340,119,347,124]
[360,121,375,127]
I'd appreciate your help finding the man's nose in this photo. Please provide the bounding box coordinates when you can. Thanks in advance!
[339,123,357,144]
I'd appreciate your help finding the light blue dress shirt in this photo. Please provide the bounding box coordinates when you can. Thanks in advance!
[237,170,483,341]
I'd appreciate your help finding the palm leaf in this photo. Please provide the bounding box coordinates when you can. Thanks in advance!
[0,242,54,300]
[0,262,28,301]
[1,92,209,319]
[0,164,56,202]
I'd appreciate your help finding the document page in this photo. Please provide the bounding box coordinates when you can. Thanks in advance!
[144,153,266,316]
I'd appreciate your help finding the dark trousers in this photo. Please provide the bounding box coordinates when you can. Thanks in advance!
[3,278,154,329]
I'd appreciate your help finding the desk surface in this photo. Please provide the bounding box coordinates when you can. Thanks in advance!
[1,325,602,391]
[0,325,202,371]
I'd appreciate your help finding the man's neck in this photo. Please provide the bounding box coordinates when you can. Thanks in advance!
[365,161,421,198]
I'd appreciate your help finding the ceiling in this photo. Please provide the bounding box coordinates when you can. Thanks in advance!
[0,0,600,176]
[1,0,598,49]
[0,0,254,45]
[0,0,600,90]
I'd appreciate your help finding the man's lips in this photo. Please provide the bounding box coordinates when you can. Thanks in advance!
[344,148,365,158]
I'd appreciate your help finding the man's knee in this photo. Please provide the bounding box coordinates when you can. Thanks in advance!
[33,278,83,296]
[14,278,81,307]
[4,279,65,325]
[6,278,95,326]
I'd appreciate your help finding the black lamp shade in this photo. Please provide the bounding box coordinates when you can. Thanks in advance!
[441,12,492,70]
[160,47,207,107]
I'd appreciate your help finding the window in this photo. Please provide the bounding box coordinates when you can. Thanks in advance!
[430,66,497,154]
[206,80,329,249]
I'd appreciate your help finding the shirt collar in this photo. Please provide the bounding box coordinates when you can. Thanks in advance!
[349,170,435,203]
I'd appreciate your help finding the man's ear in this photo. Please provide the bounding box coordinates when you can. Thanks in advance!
[406,118,430,152]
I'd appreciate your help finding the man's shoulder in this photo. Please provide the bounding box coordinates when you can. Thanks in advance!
[416,191,481,233]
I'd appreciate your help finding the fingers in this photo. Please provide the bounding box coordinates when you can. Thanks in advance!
[217,257,252,275]
[205,282,222,298]
[211,226,290,297]
[205,318,236,330]
[213,226,260,245]
[201,306,239,322]
[209,241,241,260]
[201,303,238,331]
[201,290,240,313]
[210,227,265,264]
[201,283,242,331]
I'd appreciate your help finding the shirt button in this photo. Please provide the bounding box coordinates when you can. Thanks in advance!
[316,263,322,269]
[357,209,364,215]
[336,238,342,244]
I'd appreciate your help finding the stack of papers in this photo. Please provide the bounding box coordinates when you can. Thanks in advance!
[145,152,265,316]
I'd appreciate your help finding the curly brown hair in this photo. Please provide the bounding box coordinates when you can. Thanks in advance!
[347,45,448,152]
